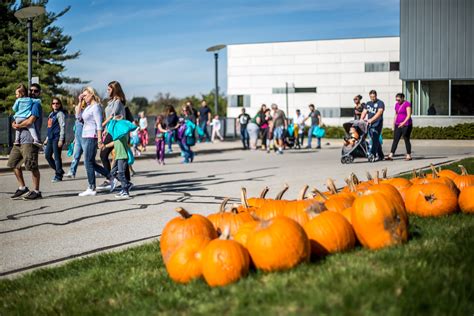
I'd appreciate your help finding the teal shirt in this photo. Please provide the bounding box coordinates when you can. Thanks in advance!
[114,136,129,160]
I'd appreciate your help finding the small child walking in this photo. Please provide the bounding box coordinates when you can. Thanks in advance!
[155,115,167,165]
[105,133,131,199]
[130,120,141,157]
[210,115,224,142]
[12,84,41,146]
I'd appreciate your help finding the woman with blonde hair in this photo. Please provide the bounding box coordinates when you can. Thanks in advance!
[78,87,112,196]
[98,81,127,190]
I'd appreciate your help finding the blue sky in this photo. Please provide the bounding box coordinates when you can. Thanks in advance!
[47,0,400,100]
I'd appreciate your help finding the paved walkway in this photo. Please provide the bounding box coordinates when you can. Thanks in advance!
[1,139,473,277]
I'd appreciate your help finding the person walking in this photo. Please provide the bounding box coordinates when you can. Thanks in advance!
[386,93,413,161]
[197,100,211,143]
[271,103,287,154]
[9,83,43,200]
[44,98,66,182]
[65,98,85,178]
[353,95,364,120]
[138,111,149,151]
[361,90,385,161]
[256,104,268,149]
[77,87,113,196]
[155,115,167,165]
[294,109,305,149]
[305,104,322,149]
[164,105,179,153]
[210,114,224,142]
[99,81,126,190]
[237,108,251,149]
[177,106,195,163]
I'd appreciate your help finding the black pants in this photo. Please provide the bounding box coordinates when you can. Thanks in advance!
[390,124,413,155]
[100,133,131,181]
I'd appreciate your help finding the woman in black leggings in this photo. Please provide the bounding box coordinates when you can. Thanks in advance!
[386,93,413,161]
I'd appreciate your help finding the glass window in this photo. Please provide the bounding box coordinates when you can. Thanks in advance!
[340,108,355,117]
[404,81,419,115]
[420,81,449,115]
[229,95,250,107]
[295,87,317,93]
[389,62,400,71]
[451,80,474,116]
[365,62,389,72]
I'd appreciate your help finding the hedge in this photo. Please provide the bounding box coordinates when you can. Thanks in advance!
[322,123,474,140]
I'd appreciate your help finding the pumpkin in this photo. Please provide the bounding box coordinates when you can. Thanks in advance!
[459,186,474,214]
[236,188,259,214]
[381,177,412,201]
[364,182,405,207]
[352,191,408,249]
[453,165,474,190]
[208,198,254,236]
[438,168,458,180]
[405,183,458,217]
[201,227,250,287]
[253,184,290,220]
[247,187,269,208]
[340,207,353,225]
[161,208,217,264]
[282,185,326,226]
[233,221,259,248]
[246,216,310,272]
[165,236,211,283]
[303,211,356,257]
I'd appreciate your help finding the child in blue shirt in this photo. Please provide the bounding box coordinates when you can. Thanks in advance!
[12,84,41,146]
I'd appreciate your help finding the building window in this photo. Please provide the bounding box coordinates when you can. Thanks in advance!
[365,62,389,72]
[404,81,419,115]
[421,81,449,115]
[389,62,400,71]
[272,87,317,94]
[340,108,355,117]
[451,80,474,116]
[229,95,250,107]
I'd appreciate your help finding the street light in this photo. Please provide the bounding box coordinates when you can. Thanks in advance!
[206,44,226,115]
[14,5,46,89]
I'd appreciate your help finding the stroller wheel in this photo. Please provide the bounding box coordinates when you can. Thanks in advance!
[341,157,347,164]
[348,156,354,163]
[368,155,376,163]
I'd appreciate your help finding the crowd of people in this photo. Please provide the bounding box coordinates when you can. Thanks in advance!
[7,81,412,201]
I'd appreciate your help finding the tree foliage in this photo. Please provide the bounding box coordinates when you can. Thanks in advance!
[0,0,85,113]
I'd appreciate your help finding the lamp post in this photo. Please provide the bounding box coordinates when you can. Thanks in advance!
[206,44,226,115]
[14,6,45,89]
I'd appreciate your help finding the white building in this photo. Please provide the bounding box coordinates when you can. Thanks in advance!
[226,36,402,126]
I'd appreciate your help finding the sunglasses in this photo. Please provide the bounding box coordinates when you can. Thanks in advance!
[30,89,39,93]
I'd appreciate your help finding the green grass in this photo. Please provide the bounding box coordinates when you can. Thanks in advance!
[1,159,474,316]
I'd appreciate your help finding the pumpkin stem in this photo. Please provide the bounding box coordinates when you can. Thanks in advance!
[298,185,309,200]
[175,207,192,219]
[219,226,231,240]
[326,179,338,194]
[275,184,289,200]
[382,168,388,179]
[345,177,357,193]
[411,169,417,180]
[240,188,250,209]
[259,186,269,198]
[231,204,240,214]
[220,198,230,213]
[312,188,328,201]
[351,173,360,185]
[373,170,380,185]
[458,165,468,176]
[430,164,438,178]
[366,171,373,181]
[418,169,426,178]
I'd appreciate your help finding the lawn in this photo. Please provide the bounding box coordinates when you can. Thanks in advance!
[1,158,474,315]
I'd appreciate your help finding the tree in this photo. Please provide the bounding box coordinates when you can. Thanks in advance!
[128,96,149,115]
[0,0,85,113]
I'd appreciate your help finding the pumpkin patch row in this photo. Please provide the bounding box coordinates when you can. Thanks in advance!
[161,165,473,287]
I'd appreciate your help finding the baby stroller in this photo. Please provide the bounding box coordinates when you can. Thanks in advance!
[340,120,376,164]
[285,124,297,149]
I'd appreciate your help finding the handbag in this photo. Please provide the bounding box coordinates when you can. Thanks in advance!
[312,126,326,138]
[67,142,74,157]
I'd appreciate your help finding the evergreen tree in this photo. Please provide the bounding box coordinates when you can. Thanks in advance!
[0,0,85,113]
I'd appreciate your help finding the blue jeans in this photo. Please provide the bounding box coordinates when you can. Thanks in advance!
[178,139,194,163]
[166,129,175,151]
[44,138,64,179]
[82,138,110,190]
[369,125,384,159]
[69,122,83,176]
[111,159,129,193]
[307,125,321,148]
[199,121,210,142]
[240,126,249,149]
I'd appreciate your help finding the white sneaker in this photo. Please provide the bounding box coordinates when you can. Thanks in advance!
[78,188,97,196]
[115,190,130,199]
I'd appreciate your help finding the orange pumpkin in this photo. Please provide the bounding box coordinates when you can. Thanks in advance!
[405,183,458,217]
[208,198,255,236]
[454,165,474,190]
[364,182,405,207]
[340,207,353,225]
[165,236,211,283]
[459,186,474,214]
[382,177,412,201]
[247,187,269,208]
[201,228,250,287]
[437,168,458,180]
[161,208,217,264]
[233,221,259,248]
[303,211,356,257]
[282,185,326,226]
[246,216,310,272]
[352,192,408,249]
[253,185,290,220]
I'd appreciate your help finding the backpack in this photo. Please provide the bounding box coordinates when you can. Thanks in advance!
[124,106,134,122]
